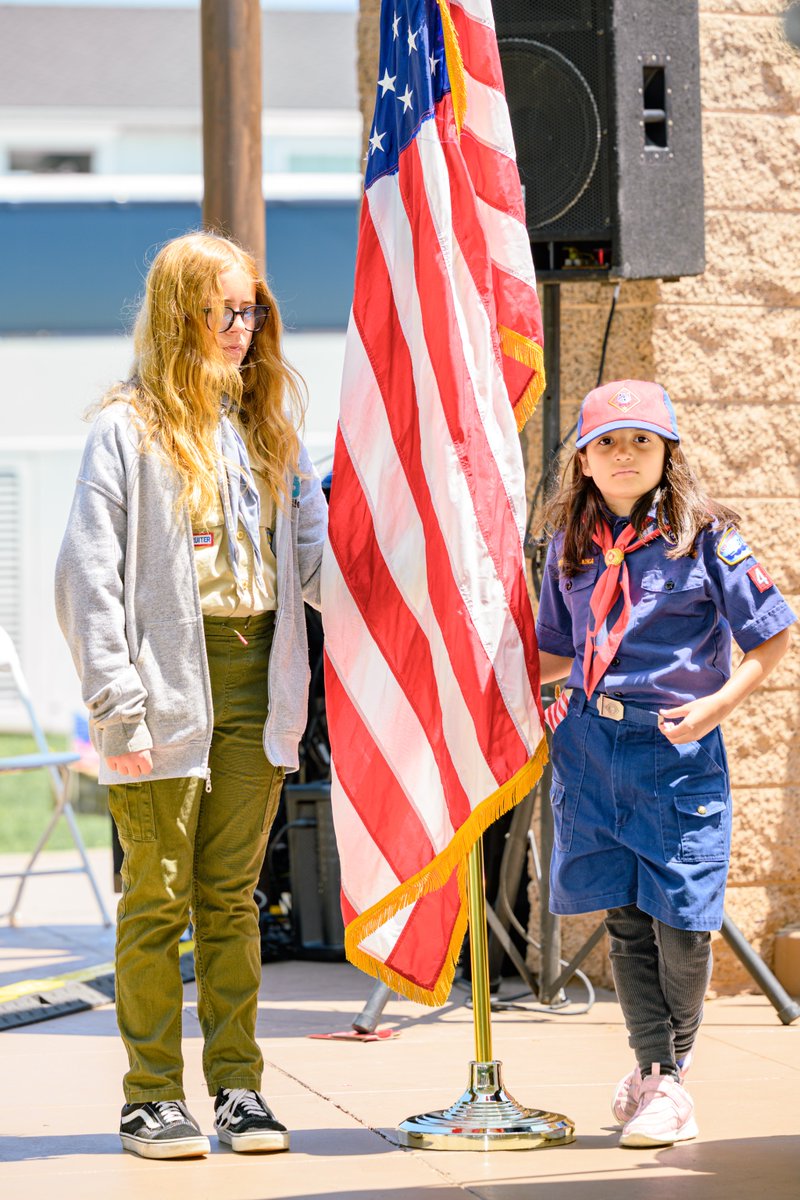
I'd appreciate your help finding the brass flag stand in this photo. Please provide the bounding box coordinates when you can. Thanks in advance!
[397,837,576,1151]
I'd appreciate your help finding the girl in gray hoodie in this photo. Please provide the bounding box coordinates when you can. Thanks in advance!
[56,232,328,1160]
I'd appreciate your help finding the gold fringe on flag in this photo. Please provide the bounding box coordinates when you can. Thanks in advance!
[435,3,545,436]
[437,0,467,136]
[499,325,547,433]
[344,734,549,1008]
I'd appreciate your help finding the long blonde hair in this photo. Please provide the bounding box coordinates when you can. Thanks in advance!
[102,231,304,515]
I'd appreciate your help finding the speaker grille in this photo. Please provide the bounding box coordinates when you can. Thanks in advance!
[495,0,613,242]
[493,0,704,278]
[499,40,600,229]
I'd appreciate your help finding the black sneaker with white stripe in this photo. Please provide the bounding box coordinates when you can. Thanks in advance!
[214,1088,290,1152]
[119,1099,210,1159]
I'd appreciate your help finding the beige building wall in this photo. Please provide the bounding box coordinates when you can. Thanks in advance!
[356,1,800,993]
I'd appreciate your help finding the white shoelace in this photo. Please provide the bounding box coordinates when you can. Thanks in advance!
[152,1100,188,1126]
[218,1089,268,1123]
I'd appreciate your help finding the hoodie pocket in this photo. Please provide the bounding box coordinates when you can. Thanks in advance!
[134,620,207,747]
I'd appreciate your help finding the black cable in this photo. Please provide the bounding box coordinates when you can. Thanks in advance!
[524,282,621,589]
[491,784,596,1015]
[593,282,620,393]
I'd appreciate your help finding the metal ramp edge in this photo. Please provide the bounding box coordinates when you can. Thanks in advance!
[0,944,195,1030]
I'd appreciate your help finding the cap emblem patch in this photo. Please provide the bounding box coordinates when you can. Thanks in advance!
[608,386,642,414]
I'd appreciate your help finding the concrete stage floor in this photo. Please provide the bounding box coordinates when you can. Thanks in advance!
[1,849,798,1200]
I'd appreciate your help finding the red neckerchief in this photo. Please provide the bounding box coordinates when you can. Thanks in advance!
[583,519,663,698]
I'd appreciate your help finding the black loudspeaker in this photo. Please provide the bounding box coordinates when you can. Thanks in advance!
[284,781,345,960]
[494,0,705,280]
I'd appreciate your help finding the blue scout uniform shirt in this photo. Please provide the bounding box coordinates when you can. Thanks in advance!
[537,518,796,708]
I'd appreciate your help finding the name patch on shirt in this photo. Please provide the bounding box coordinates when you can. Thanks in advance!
[747,563,774,593]
[193,531,214,549]
[717,528,751,566]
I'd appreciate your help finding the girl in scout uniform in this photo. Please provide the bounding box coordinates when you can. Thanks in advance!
[536,379,794,1148]
[56,232,328,1159]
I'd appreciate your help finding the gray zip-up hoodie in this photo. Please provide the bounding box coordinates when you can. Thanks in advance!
[55,402,328,785]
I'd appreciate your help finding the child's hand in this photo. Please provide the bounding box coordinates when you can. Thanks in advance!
[106,750,154,778]
[659,630,791,746]
[657,696,727,745]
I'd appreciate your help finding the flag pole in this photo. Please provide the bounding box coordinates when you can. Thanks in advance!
[396,837,576,1151]
[466,837,493,1063]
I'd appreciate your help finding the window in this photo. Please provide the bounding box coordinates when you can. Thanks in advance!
[9,151,93,174]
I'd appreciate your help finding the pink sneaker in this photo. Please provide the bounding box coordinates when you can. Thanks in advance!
[619,1064,698,1148]
[612,1050,693,1124]
[612,1064,642,1124]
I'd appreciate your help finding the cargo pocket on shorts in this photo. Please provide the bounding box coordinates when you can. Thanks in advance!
[262,766,285,834]
[550,780,578,853]
[108,782,156,844]
[657,730,730,863]
[671,793,729,863]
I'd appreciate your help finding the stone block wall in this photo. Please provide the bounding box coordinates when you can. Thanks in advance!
[526,1,800,995]
[356,1,800,992]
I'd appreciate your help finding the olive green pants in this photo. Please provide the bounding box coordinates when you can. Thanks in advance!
[109,613,284,1103]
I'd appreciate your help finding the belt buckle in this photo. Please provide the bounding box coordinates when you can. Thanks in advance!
[597,694,624,721]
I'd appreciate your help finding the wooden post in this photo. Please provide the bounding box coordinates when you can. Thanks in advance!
[200,0,265,271]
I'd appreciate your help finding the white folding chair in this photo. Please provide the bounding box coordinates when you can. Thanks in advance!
[0,625,112,926]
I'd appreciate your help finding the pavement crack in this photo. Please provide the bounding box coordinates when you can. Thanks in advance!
[261,1058,487,1194]
[262,1057,399,1149]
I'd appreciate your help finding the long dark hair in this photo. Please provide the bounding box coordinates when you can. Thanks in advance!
[542,440,740,577]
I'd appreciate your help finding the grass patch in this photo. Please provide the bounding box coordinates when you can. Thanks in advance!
[0,734,111,853]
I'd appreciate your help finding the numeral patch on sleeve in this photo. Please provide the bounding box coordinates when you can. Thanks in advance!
[747,563,773,593]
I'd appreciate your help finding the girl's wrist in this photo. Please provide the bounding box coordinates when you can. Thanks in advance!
[708,685,744,725]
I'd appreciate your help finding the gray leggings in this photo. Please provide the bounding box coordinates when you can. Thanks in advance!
[605,904,712,1074]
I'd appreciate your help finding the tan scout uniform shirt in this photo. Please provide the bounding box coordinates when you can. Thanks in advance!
[192,422,278,616]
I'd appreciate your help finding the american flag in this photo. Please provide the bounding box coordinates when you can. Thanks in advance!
[544,688,571,734]
[322,0,547,1005]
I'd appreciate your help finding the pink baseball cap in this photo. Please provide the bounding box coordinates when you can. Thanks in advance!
[575,379,680,449]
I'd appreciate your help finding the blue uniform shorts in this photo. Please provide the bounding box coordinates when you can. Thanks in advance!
[548,691,732,932]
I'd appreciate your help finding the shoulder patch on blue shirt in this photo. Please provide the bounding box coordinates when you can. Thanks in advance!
[717,527,752,566]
